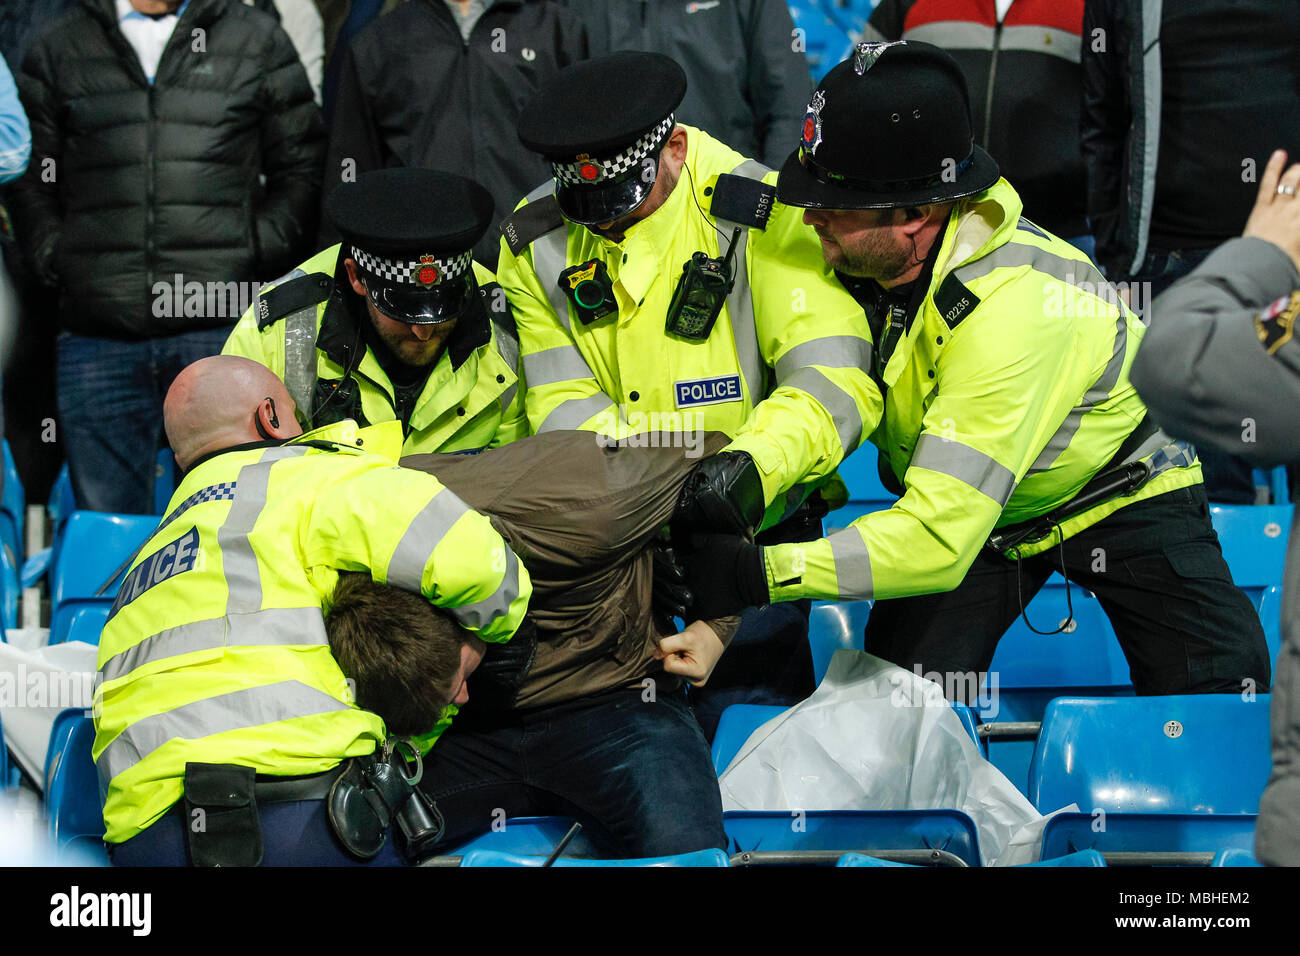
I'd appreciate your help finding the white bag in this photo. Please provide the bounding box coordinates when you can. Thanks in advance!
[718,650,1065,866]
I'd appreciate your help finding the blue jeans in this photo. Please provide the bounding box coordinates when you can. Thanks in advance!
[414,686,728,859]
[57,327,232,514]
[1133,247,1255,504]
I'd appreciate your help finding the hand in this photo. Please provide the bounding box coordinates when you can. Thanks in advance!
[1243,150,1300,274]
[679,532,769,620]
[650,543,692,622]
[654,620,726,686]
[673,451,765,535]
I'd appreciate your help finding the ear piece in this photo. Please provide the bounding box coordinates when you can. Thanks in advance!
[254,397,280,440]
[266,397,280,429]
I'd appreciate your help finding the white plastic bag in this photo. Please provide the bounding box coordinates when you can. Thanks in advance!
[718,649,1057,866]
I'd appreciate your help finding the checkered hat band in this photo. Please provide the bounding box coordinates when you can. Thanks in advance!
[552,114,675,186]
[351,247,472,286]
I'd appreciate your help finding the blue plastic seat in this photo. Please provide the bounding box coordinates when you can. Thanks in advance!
[835,447,896,506]
[807,600,870,684]
[62,606,111,647]
[1029,695,1272,815]
[725,809,982,867]
[0,537,18,633]
[835,852,916,867]
[45,713,108,861]
[1031,696,1271,864]
[1210,504,1291,610]
[447,816,605,859]
[44,708,87,793]
[458,848,730,867]
[49,511,159,644]
[1,440,24,566]
[712,700,984,776]
[1211,848,1263,867]
[1257,585,1284,665]
[1022,849,1108,867]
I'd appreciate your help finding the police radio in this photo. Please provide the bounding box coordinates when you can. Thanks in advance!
[665,228,741,340]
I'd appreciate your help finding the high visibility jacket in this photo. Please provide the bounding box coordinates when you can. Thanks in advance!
[93,419,532,844]
[764,179,1202,604]
[496,125,876,526]
[223,245,526,455]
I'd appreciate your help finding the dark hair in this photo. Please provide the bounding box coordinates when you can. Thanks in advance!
[326,572,478,735]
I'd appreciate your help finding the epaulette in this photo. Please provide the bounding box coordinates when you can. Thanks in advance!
[500,195,565,256]
[933,273,980,330]
[256,273,333,330]
[710,173,777,230]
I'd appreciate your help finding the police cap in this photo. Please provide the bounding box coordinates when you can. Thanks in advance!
[517,52,687,226]
[325,168,494,325]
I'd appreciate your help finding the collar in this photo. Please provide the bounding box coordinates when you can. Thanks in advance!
[116,0,190,23]
[319,248,491,376]
[182,438,288,476]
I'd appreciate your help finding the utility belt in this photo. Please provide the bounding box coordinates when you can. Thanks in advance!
[177,740,444,866]
[985,415,1174,557]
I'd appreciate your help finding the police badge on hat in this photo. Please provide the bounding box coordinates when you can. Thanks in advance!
[802,91,825,156]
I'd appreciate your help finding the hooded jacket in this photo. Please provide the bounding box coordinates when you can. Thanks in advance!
[7,0,324,339]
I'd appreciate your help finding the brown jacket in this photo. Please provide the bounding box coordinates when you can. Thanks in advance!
[402,430,735,710]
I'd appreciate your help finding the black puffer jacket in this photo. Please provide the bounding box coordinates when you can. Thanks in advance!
[7,0,324,339]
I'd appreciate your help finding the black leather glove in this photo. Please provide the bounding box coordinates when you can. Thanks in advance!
[651,543,693,622]
[679,533,769,620]
[673,451,765,535]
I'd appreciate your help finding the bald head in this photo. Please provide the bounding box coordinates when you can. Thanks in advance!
[164,356,303,470]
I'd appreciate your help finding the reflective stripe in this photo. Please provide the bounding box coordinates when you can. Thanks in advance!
[780,367,863,455]
[720,158,770,406]
[98,680,350,784]
[492,320,520,375]
[1000,26,1081,62]
[910,433,1017,506]
[386,489,473,593]
[523,344,599,388]
[99,607,327,685]
[954,240,1109,293]
[280,270,319,422]
[499,383,519,416]
[537,392,619,433]
[1028,313,1128,474]
[218,447,310,615]
[1131,0,1164,274]
[449,545,523,633]
[830,528,874,601]
[775,335,872,381]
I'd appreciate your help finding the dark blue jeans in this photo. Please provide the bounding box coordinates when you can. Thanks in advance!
[1134,247,1256,504]
[57,327,232,514]
[414,686,727,860]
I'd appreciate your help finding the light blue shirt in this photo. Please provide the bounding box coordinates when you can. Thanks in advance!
[0,54,30,183]
[116,0,193,83]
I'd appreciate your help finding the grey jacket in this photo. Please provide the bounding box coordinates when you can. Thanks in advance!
[1129,236,1300,866]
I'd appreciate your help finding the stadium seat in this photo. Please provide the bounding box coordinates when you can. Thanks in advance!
[1030,696,1271,864]
[21,464,80,591]
[43,707,85,792]
[0,537,17,633]
[807,600,870,684]
[154,447,176,516]
[1211,848,1263,867]
[711,700,984,776]
[1,440,24,566]
[48,511,159,644]
[0,707,10,787]
[60,605,111,647]
[1257,585,1284,665]
[1210,504,1291,610]
[826,447,896,532]
[45,712,108,861]
[457,848,730,867]
[446,816,606,859]
[725,809,982,867]
[835,852,915,867]
[1029,695,1272,815]
[789,0,856,82]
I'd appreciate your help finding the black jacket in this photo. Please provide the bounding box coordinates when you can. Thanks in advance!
[867,0,1088,239]
[6,0,324,339]
[322,0,589,267]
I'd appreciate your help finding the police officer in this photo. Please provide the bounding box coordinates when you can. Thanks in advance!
[224,168,525,455]
[1131,149,1300,865]
[97,355,531,866]
[678,41,1271,699]
[498,51,876,735]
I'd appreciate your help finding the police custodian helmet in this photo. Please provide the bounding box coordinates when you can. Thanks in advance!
[517,51,688,226]
[326,168,494,324]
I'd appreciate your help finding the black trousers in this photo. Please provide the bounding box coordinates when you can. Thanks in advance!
[865,484,1272,699]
